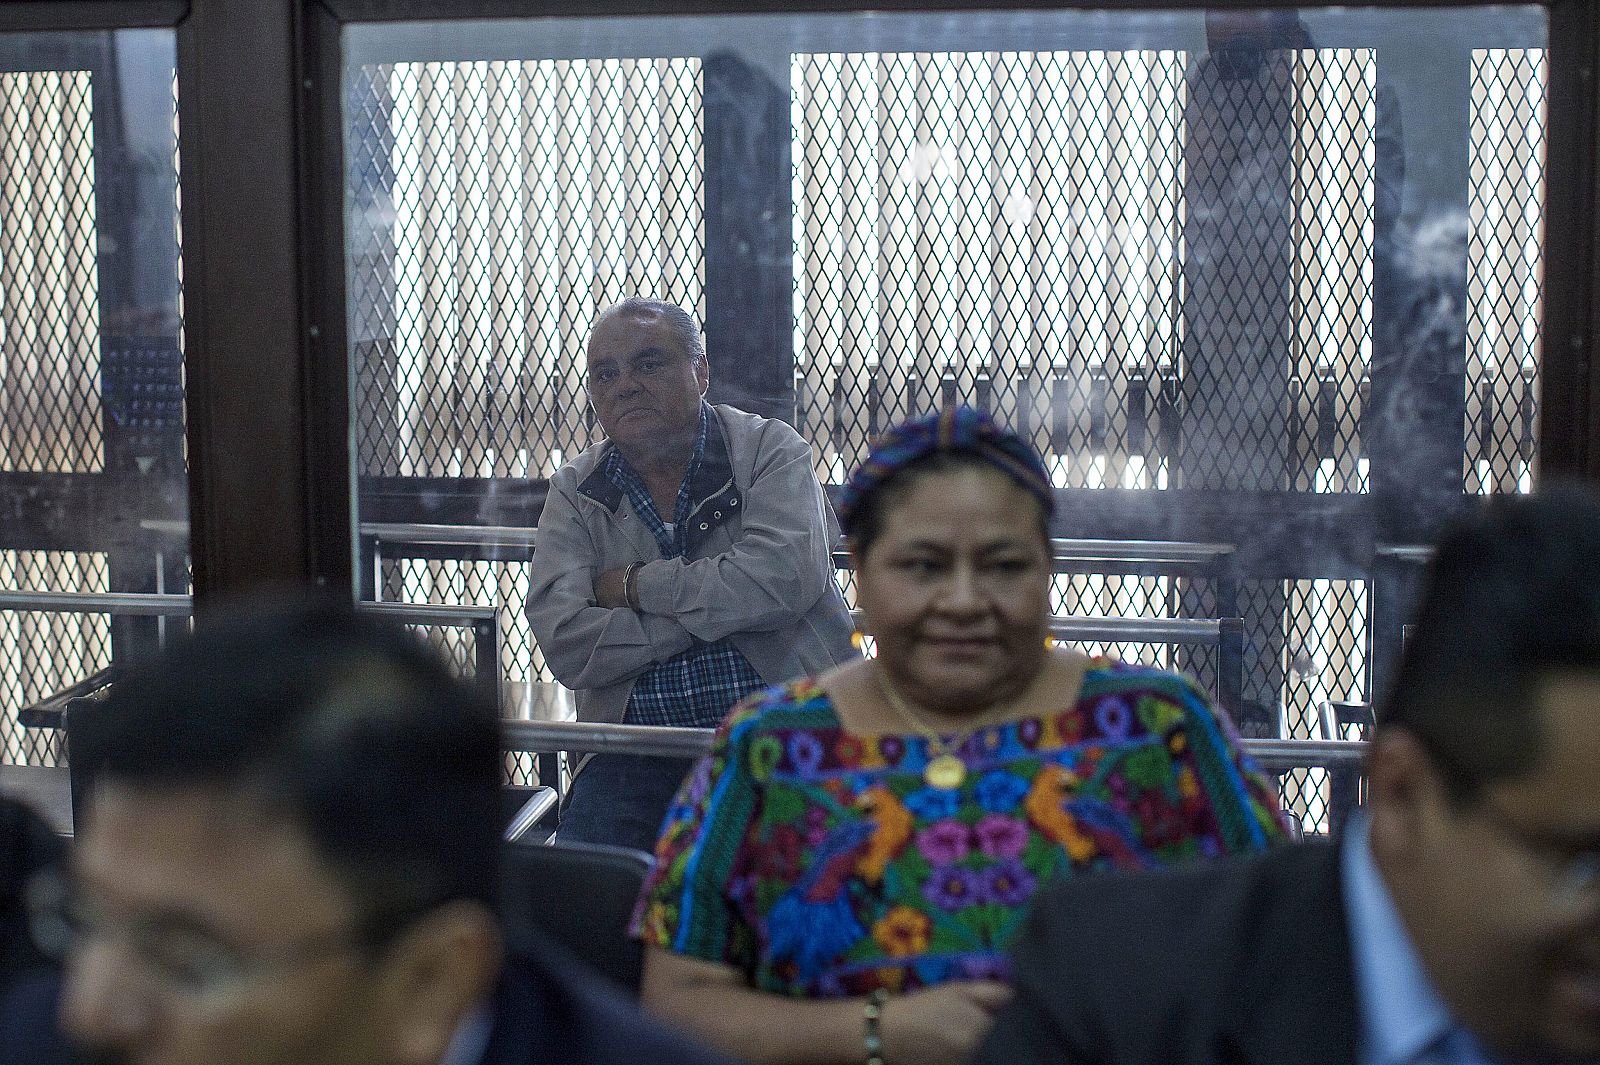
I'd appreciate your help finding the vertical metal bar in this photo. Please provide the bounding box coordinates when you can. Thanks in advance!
[1127,372,1147,455]
[1218,616,1244,722]
[474,617,502,711]
[1051,373,1072,455]
[1088,371,1108,453]
[703,49,795,424]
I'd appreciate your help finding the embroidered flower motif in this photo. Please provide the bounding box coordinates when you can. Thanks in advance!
[980,858,1037,906]
[786,731,825,775]
[915,818,971,864]
[973,813,1028,859]
[923,865,985,911]
[754,823,806,881]
[878,735,906,763]
[872,905,932,956]
[1092,696,1133,740]
[974,770,1030,813]
[834,732,865,767]
[904,786,962,821]
[1017,717,1043,747]
[749,736,783,781]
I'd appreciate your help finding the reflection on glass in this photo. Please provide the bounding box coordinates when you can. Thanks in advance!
[343,6,1549,836]
[0,30,185,784]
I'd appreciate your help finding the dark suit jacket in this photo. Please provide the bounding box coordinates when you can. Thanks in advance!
[972,842,1358,1065]
[0,936,739,1065]
[483,935,740,1065]
[0,975,74,1065]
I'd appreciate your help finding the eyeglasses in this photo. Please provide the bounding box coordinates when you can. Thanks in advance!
[26,869,374,1002]
[1471,802,1600,908]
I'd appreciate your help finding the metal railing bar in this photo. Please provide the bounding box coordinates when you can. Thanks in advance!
[503,719,712,759]
[20,665,119,718]
[502,786,558,843]
[1244,739,1369,771]
[0,590,496,630]
[358,601,499,626]
[1374,544,1434,563]
[0,590,194,616]
[365,522,537,549]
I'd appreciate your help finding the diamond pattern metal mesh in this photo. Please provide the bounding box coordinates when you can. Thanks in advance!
[794,50,1380,495]
[382,557,549,785]
[0,70,102,474]
[349,59,704,479]
[0,551,109,766]
[1279,578,1368,834]
[793,50,1188,489]
[1466,49,1545,495]
[1289,51,1373,495]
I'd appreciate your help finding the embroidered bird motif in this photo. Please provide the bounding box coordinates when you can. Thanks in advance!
[767,819,875,980]
[853,786,913,884]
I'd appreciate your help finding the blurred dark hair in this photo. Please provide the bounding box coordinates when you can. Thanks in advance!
[75,599,501,939]
[1379,483,1600,800]
[846,450,1052,557]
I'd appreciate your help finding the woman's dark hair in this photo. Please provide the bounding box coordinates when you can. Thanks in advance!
[1380,483,1600,801]
[846,449,1053,557]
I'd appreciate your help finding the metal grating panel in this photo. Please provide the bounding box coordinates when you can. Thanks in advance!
[1280,577,1368,834]
[1289,50,1373,495]
[383,557,548,786]
[0,551,110,767]
[793,50,1188,489]
[795,50,1385,495]
[349,59,705,481]
[0,70,101,474]
[1466,48,1545,495]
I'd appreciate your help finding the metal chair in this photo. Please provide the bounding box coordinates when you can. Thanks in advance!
[498,840,653,995]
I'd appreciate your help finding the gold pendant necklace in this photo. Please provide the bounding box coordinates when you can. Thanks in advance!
[875,670,999,791]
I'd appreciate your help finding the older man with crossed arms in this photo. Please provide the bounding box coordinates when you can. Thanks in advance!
[527,299,856,852]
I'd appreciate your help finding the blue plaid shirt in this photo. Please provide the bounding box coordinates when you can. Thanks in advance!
[604,406,766,728]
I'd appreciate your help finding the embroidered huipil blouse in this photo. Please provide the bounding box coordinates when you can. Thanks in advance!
[632,660,1288,997]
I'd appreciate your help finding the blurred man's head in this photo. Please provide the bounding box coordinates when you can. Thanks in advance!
[584,299,709,458]
[1369,484,1600,1061]
[48,602,503,1065]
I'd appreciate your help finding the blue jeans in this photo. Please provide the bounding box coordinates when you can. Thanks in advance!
[556,753,697,854]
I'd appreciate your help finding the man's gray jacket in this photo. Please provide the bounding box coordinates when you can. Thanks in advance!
[526,403,858,725]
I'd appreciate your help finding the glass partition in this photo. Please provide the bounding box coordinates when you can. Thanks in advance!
[343,6,1549,833]
[0,29,185,775]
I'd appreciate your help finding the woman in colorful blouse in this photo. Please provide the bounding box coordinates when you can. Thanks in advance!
[633,406,1287,1065]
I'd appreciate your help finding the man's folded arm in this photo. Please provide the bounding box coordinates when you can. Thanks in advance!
[632,424,841,642]
[526,479,696,689]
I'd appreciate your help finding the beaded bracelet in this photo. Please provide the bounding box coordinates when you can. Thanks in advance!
[863,988,888,1065]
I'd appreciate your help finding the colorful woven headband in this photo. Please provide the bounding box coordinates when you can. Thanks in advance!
[836,405,1054,535]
